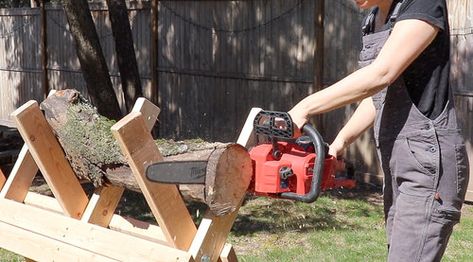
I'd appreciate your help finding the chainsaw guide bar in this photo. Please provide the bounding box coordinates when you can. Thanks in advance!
[146,160,207,184]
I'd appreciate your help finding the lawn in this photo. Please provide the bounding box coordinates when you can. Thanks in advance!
[1,186,472,261]
[232,188,473,262]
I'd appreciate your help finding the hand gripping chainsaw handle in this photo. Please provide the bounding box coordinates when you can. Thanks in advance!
[254,111,326,203]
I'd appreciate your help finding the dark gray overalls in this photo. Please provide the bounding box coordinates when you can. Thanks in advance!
[358,2,470,261]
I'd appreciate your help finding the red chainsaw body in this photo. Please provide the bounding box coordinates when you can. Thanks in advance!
[248,142,355,198]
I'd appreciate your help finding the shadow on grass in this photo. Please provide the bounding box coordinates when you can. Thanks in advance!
[111,184,384,236]
[231,184,384,236]
[114,189,208,224]
[29,173,384,238]
[232,201,339,236]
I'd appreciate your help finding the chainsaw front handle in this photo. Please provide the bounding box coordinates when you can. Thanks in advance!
[280,124,325,203]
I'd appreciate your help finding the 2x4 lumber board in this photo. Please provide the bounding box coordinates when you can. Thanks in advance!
[11,101,88,218]
[207,107,264,262]
[108,215,168,245]
[1,90,57,201]
[23,191,236,260]
[111,111,197,250]
[24,192,63,214]
[189,207,241,262]
[0,145,38,202]
[196,107,261,262]
[0,198,194,261]
[80,185,125,227]
[236,107,262,148]
[218,243,238,262]
[130,98,238,261]
[0,221,117,262]
[131,97,161,132]
[189,142,252,260]
[24,191,169,245]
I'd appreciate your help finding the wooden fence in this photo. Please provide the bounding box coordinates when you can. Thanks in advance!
[1,1,471,187]
[0,0,363,140]
[448,0,473,201]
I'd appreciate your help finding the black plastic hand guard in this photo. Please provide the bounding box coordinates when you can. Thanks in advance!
[253,111,294,139]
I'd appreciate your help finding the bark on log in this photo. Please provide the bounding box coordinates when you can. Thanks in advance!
[39,89,253,215]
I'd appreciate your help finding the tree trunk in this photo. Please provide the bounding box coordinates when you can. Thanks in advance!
[61,0,122,121]
[106,0,143,112]
[40,89,253,215]
[31,0,39,8]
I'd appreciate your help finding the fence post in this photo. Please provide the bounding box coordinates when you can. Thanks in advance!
[40,0,49,99]
[150,0,159,137]
[313,0,325,134]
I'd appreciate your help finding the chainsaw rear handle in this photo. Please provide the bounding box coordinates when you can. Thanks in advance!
[280,123,325,203]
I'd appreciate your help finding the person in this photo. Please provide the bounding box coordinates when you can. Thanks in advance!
[288,0,470,261]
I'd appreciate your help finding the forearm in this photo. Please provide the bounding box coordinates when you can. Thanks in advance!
[289,64,389,127]
[333,97,376,147]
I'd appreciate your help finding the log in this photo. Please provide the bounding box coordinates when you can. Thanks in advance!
[39,89,253,215]
[103,145,252,215]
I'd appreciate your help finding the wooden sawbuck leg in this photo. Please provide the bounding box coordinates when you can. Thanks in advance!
[112,99,249,262]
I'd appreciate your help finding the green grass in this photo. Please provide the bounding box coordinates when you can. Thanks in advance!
[0,249,23,262]
[231,189,387,262]
[230,189,473,262]
[1,188,472,262]
[443,206,473,262]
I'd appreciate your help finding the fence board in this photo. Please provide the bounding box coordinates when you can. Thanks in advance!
[448,0,473,201]
[0,1,366,162]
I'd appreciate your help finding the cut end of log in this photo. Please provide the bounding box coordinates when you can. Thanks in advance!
[205,144,253,216]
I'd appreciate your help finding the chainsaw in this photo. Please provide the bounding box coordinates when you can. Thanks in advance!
[146,110,356,203]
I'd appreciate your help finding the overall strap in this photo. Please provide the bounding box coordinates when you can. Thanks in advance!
[388,0,404,24]
[362,0,405,36]
[362,8,378,36]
